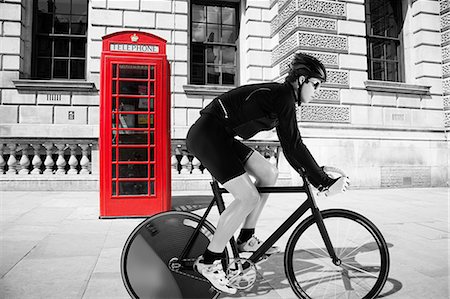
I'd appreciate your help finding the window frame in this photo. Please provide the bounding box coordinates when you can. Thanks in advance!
[31,0,88,80]
[365,0,404,82]
[189,0,240,86]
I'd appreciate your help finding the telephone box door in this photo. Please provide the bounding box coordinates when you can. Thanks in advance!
[100,32,170,217]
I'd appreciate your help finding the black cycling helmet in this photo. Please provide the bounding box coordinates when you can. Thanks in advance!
[285,52,327,83]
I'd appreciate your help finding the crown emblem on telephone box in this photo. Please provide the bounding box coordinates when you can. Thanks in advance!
[131,34,139,42]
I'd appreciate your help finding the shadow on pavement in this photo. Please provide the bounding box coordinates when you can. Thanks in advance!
[172,195,215,212]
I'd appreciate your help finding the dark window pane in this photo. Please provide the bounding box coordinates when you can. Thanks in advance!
[37,37,52,56]
[386,62,398,81]
[207,6,220,23]
[72,1,87,15]
[112,164,116,178]
[118,131,148,145]
[71,38,86,57]
[112,80,116,94]
[371,41,384,59]
[37,0,53,13]
[192,23,206,42]
[150,164,155,178]
[119,64,148,79]
[36,58,51,79]
[118,164,147,178]
[37,13,53,33]
[113,64,117,78]
[54,38,69,56]
[150,181,155,195]
[372,61,384,80]
[119,81,148,95]
[191,63,205,85]
[150,131,154,145]
[206,46,218,64]
[53,59,69,78]
[222,7,235,25]
[385,41,398,60]
[119,182,148,196]
[71,15,87,35]
[112,148,116,161]
[112,130,117,143]
[222,47,235,65]
[54,14,70,34]
[117,97,149,112]
[206,24,219,42]
[222,66,235,85]
[192,44,205,63]
[55,0,71,14]
[150,148,155,161]
[150,82,154,96]
[112,181,116,195]
[207,66,220,84]
[222,25,236,43]
[70,60,85,79]
[119,148,148,161]
[150,98,154,112]
[118,114,148,128]
[192,4,205,22]
[150,66,155,79]
[150,114,154,128]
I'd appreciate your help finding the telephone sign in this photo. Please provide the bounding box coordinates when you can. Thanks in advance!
[99,31,171,218]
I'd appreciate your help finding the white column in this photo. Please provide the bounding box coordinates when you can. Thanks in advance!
[18,144,30,175]
[55,143,67,175]
[79,144,91,175]
[6,144,17,175]
[67,144,79,175]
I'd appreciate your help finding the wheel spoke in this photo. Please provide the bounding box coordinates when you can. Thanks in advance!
[341,237,376,260]
[341,262,379,278]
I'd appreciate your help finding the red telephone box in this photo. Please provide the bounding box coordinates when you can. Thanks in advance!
[99,31,171,218]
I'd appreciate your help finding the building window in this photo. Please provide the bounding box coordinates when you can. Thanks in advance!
[32,0,88,80]
[190,1,238,85]
[365,0,403,82]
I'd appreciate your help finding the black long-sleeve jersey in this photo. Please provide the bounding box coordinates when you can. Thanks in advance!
[200,82,334,188]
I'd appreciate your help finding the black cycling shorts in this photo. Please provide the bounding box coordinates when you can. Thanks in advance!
[186,114,254,184]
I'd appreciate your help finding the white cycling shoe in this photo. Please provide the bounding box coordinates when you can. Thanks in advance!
[194,256,237,294]
[237,235,280,255]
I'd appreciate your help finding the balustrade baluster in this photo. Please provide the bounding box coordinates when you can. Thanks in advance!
[30,144,42,175]
[79,144,91,175]
[0,144,5,174]
[6,143,17,175]
[171,154,179,175]
[55,144,67,175]
[191,157,202,174]
[67,144,79,175]
[43,142,55,175]
[179,154,190,174]
[18,144,30,175]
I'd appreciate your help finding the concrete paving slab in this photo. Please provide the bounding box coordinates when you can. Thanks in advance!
[82,272,130,299]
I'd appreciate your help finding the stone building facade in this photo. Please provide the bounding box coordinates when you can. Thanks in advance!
[0,0,448,191]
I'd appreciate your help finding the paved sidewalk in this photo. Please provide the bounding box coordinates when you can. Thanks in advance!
[0,188,448,298]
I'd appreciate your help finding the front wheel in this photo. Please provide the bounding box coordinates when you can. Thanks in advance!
[285,209,389,299]
[121,211,226,299]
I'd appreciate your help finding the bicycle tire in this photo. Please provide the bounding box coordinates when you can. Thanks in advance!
[284,209,389,299]
[121,211,227,299]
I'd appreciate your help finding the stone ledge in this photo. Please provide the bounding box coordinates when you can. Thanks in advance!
[13,79,98,93]
[183,84,234,96]
[364,80,431,95]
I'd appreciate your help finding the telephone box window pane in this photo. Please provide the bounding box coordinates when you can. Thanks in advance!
[150,114,154,128]
[71,15,87,35]
[37,58,51,79]
[119,148,148,161]
[112,130,117,144]
[119,65,148,79]
[112,164,117,178]
[112,114,117,128]
[118,98,148,112]
[112,148,116,161]
[112,81,116,94]
[150,131,154,145]
[54,38,69,56]
[119,164,148,178]
[119,182,148,196]
[118,114,148,128]
[53,59,69,78]
[70,60,85,79]
[112,182,117,195]
[55,0,71,14]
[150,66,155,79]
[150,98,154,112]
[119,81,148,95]
[118,132,148,144]
[150,82,155,96]
[150,164,155,178]
[55,15,70,34]
[150,148,155,161]
[150,181,155,195]
[113,65,117,78]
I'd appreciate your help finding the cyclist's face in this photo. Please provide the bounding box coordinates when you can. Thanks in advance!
[298,76,322,104]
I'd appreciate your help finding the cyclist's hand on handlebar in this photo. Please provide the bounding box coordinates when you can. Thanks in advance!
[324,176,350,197]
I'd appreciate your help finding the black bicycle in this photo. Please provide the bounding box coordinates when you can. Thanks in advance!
[121,168,390,298]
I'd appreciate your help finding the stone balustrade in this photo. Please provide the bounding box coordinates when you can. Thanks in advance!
[0,139,96,176]
[170,139,280,176]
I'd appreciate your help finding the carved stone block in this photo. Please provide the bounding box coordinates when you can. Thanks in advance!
[300,105,350,123]
[298,32,348,52]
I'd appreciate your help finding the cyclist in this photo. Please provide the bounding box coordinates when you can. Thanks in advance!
[186,52,350,294]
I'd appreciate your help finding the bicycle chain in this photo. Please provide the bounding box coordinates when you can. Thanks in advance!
[170,258,210,283]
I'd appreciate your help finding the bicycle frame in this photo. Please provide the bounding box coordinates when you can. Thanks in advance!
[179,172,340,266]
